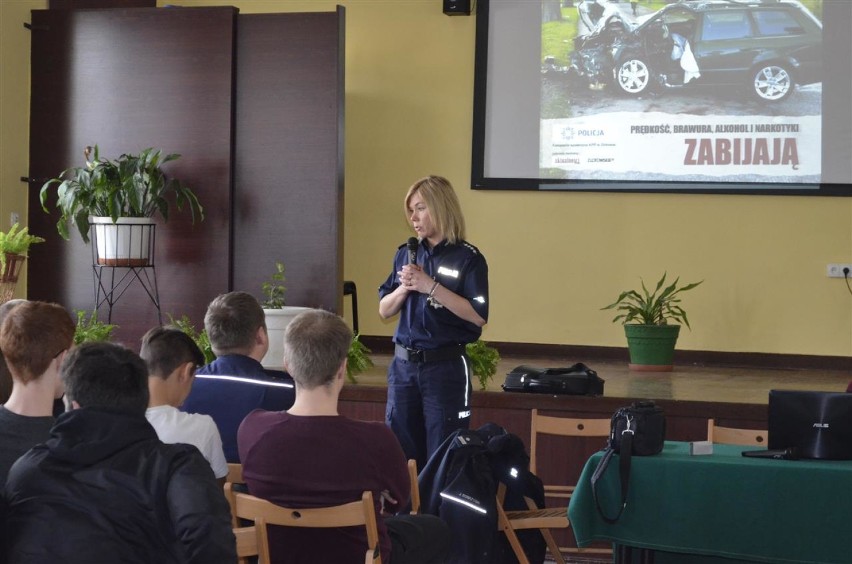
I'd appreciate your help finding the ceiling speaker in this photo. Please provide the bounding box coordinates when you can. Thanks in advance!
[443,0,472,16]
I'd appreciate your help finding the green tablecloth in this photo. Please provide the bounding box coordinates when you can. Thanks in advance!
[568,441,852,564]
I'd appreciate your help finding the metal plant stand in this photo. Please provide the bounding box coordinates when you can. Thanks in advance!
[91,220,162,324]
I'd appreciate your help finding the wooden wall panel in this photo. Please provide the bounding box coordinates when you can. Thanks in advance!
[232,9,345,313]
[27,7,346,347]
[49,0,155,8]
[27,7,237,346]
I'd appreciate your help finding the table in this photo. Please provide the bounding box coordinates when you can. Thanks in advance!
[568,441,852,564]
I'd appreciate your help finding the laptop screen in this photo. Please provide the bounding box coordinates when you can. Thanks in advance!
[768,390,852,460]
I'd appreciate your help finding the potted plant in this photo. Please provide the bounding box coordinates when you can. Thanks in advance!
[346,334,374,385]
[168,314,216,364]
[39,145,204,266]
[256,262,373,377]
[0,223,45,303]
[466,339,501,390]
[259,261,312,369]
[73,309,117,345]
[602,273,703,371]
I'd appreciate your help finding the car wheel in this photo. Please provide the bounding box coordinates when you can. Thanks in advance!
[614,56,652,96]
[752,64,793,102]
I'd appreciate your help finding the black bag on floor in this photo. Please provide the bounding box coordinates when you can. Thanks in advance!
[502,363,604,396]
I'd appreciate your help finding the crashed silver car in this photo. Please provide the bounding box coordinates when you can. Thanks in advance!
[567,0,823,102]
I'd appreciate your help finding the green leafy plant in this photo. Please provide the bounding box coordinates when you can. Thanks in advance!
[346,333,374,385]
[168,314,215,364]
[0,223,45,270]
[466,339,501,390]
[39,145,204,243]
[261,261,287,309]
[602,273,703,328]
[73,310,117,345]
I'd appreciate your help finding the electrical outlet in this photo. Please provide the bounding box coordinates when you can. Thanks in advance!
[827,264,852,278]
[10,212,19,226]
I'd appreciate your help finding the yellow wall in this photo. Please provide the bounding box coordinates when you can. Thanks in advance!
[0,0,42,297]
[3,0,852,356]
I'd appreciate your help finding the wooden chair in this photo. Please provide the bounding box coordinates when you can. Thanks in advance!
[233,490,381,564]
[496,481,569,564]
[233,524,259,561]
[496,409,612,564]
[408,459,420,515]
[223,463,253,564]
[227,462,244,484]
[224,464,245,529]
[707,419,768,446]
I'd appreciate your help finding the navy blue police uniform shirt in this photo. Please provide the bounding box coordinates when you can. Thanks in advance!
[182,354,295,462]
[378,238,489,350]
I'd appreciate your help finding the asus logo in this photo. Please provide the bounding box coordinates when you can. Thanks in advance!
[813,423,829,429]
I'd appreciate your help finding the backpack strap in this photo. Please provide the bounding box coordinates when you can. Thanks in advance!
[591,428,634,524]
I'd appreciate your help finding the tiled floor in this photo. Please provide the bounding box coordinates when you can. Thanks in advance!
[354,353,852,404]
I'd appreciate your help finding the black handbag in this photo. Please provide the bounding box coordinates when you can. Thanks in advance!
[591,401,666,523]
[501,363,604,396]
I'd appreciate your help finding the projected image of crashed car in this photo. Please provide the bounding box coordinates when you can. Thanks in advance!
[569,0,822,102]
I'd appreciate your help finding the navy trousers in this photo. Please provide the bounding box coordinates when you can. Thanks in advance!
[386,355,472,471]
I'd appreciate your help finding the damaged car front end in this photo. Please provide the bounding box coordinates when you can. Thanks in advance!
[566,0,822,102]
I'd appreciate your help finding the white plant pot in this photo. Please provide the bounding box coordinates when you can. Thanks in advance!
[261,306,313,369]
[91,216,155,267]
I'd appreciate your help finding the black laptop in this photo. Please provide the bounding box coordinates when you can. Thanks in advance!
[768,390,852,460]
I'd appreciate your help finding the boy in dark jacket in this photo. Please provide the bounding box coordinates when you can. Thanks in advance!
[4,342,236,564]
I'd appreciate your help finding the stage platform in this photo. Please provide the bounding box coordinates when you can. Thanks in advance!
[341,351,852,488]
[350,353,852,405]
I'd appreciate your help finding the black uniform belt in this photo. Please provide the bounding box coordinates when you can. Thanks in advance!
[395,343,465,363]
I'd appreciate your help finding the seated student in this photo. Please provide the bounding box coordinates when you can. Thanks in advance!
[4,342,236,563]
[140,326,228,483]
[0,299,27,405]
[182,291,296,462]
[239,310,450,564]
[0,301,73,484]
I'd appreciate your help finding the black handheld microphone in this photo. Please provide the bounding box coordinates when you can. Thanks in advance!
[407,237,418,265]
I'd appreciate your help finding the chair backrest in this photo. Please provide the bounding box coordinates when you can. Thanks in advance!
[224,464,246,532]
[530,409,611,475]
[227,463,244,484]
[707,418,767,446]
[234,490,381,564]
[408,459,420,515]
[529,409,611,503]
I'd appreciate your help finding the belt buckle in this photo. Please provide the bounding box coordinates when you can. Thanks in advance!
[408,347,424,363]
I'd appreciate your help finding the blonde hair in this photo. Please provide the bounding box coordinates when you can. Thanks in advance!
[404,175,466,244]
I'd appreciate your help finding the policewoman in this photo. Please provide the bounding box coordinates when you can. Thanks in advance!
[378,175,489,470]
